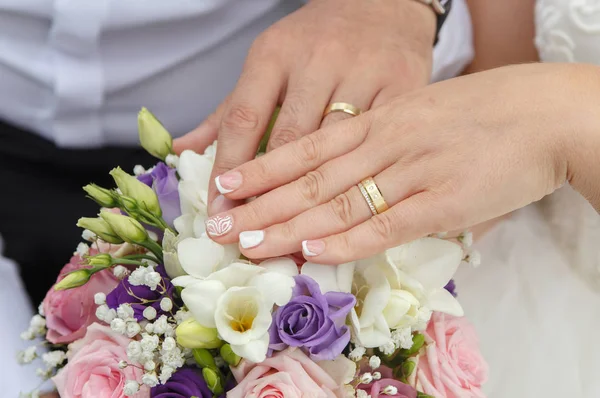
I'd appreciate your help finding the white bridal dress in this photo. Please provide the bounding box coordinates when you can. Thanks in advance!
[454,1,600,396]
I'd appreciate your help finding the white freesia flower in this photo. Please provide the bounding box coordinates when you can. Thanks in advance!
[176,236,240,278]
[303,237,464,348]
[172,258,298,363]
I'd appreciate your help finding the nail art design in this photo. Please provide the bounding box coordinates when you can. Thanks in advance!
[206,215,233,236]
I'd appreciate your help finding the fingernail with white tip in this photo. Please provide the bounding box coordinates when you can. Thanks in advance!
[239,231,265,249]
[215,171,242,194]
[302,240,325,257]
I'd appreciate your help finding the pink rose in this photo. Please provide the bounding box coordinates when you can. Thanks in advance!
[229,348,344,398]
[43,252,119,344]
[53,323,148,397]
[358,379,417,398]
[412,313,488,397]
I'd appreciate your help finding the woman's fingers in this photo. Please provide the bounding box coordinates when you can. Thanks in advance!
[205,138,395,243]
[237,159,426,258]
[301,191,445,264]
[214,115,371,200]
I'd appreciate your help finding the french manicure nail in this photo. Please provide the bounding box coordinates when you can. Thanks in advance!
[239,230,265,249]
[302,240,325,257]
[215,171,242,194]
[206,215,233,237]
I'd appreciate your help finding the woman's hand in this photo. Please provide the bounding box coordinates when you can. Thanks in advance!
[173,0,437,214]
[201,63,600,264]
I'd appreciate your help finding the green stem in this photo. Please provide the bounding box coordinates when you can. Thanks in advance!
[141,238,164,262]
[122,254,159,262]
[111,258,144,266]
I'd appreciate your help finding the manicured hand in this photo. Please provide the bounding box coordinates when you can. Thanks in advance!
[203,64,600,263]
[174,0,436,214]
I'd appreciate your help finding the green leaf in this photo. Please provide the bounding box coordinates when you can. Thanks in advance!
[417,392,435,398]
[257,107,280,154]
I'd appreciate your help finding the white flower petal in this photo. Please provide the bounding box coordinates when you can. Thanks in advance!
[358,265,391,327]
[259,257,299,278]
[248,271,295,306]
[215,287,272,345]
[301,262,354,293]
[177,237,225,278]
[193,213,209,238]
[163,252,187,278]
[230,332,270,363]
[180,280,226,328]
[386,238,463,290]
[337,262,356,293]
[358,314,392,348]
[222,244,242,267]
[207,262,263,289]
[171,275,198,288]
[178,181,208,216]
[178,150,213,184]
[173,214,195,238]
[425,288,464,316]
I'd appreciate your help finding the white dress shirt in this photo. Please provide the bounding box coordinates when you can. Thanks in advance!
[0,0,473,148]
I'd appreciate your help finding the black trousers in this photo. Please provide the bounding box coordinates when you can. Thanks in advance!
[0,120,155,306]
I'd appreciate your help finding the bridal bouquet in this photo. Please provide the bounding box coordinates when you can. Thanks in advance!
[19,109,487,398]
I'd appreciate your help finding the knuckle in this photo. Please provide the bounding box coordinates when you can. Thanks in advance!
[330,193,354,225]
[222,104,260,132]
[268,127,302,150]
[370,213,396,239]
[297,134,321,164]
[296,170,326,205]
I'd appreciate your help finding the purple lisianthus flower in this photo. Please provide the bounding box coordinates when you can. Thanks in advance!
[444,279,457,297]
[269,275,355,361]
[138,162,181,227]
[106,264,177,321]
[150,367,212,398]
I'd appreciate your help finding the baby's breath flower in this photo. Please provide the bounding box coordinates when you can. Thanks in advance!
[349,346,366,361]
[94,292,106,305]
[369,355,381,370]
[143,306,157,321]
[123,380,140,396]
[142,372,159,387]
[126,321,142,338]
[160,297,173,312]
[113,265,129,279]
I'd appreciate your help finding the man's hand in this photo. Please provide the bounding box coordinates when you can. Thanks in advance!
[174,0,436,214]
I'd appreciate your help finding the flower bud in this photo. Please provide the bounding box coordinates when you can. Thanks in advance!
[138,107,173,161]
[87,253,113,267]
[110,167,161,217]
[77,217,124,245]
[100,211,149,245]
[176,318,222,349]
[192,348,217,370]
[83,184,118,208]
[119,196,140,217]
[403,333,425,356]
[220,344,241,367]
[54,269,92,290]
[202,367,223,395]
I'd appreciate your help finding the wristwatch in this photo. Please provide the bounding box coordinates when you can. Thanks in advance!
[413,0,453,44]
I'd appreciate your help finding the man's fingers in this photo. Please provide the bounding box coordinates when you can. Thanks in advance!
[266,70,337,152]
[173,96,230,155]
[207,63,286,213]
[300,191,444,264]
[320,71,381,127]
[214,115,371,200]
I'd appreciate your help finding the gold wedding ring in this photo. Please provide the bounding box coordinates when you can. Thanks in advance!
[323,102,362,118]
[359,177,389,215]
